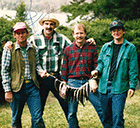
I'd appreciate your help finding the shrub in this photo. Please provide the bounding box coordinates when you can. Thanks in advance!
[57,18,140,79]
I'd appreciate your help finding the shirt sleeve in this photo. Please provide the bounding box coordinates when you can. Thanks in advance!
[93,45,98,69]
[95,45,105,75]
[129,45,139,89]
[1,49,11,92]
[35,46,44,75]
[28,35,35,44]
[61,48,69,81]
[63,34,72,46]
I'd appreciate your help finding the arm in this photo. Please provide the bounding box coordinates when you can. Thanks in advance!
[61,48,69,82]
[1,49,14,102]
[35,46,48,78]
[3,41,13,50]
[87,38,96,45]
[91,45,98,78]
[90,46,98,93]
[95,45,106,75]
[128,45,139,97]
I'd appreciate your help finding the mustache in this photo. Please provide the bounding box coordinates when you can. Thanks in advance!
[46,28,52,30]
[77,37,83,39]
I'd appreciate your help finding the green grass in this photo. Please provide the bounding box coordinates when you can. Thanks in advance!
[0,90,140,128]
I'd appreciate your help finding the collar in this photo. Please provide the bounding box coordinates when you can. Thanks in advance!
[15,41,33,51]
[108,38,129,47]
[41,29,60,44]
[73,40,87,48]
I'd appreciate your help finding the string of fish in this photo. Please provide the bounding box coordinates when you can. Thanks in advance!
[49,74,95,106]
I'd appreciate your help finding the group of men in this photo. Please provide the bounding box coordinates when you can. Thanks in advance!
[1,15,138,128]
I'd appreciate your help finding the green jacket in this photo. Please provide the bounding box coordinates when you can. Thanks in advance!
[10,43,39,92]
[96,39,138,94]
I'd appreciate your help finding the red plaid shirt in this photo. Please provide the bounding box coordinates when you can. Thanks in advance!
[61,41,98,81]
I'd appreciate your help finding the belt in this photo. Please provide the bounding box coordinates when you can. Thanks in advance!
[108,81,112,84]
[49,72,59,76]
[24,80,32,84]
[74,76,88,80]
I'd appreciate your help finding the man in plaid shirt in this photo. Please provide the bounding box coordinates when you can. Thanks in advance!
[1,22,46,128]
[5,16,96,123]
[28,16,71,120]
[61,24,105,128]
[28,16,96,121]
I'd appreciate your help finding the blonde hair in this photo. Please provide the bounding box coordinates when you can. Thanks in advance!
[72,23,87,34]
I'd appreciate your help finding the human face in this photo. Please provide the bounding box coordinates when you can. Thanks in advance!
[111,27,125,41]
[42,20,56,37]
[14,29,28,44]
[73,27,87,45]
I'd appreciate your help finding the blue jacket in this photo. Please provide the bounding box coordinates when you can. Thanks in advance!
[96,38,138,94]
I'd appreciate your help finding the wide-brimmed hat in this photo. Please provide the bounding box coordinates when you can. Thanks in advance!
[39,17,60,28]
[109,20,124,30]
[13,22,27,32]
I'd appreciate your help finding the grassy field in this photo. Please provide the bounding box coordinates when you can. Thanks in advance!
[0,90,140,128]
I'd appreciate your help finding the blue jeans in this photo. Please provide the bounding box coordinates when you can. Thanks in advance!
[10,81,45,128]
[39,75,68,120]
[99,82,127,128]
[67,78,104,128]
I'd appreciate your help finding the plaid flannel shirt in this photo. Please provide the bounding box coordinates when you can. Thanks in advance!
[1,42,43,92]
[61,41,98,81]
[28,30,71,73]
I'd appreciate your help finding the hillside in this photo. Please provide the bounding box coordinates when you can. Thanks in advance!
[0,0,92,13]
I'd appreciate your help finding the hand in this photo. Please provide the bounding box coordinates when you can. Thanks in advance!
[59,81,67,99]
[128,89,135,98]
[87,38,96,45]
[4,41,13,50]
[40,70,49,78]
[5,91,14,103]
[91,70,98,79]
[89,79,98,93]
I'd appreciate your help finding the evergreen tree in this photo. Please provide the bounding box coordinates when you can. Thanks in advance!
[61,0,140,21]
[15,1,26,22]
[0,1,27,103]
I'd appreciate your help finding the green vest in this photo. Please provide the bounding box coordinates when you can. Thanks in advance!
[10,43,39,92]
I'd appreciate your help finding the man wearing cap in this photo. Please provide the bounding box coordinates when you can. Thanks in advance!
[1,22,46,128]
[91,20,138,128]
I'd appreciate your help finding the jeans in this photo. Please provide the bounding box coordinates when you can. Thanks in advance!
[67,78,104,128]
[10,81,45,128]
[99,82,127,128]
[39,74,68,120]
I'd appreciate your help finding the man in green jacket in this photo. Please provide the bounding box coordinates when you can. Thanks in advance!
[91,20,138,128]
[1,22,46,128]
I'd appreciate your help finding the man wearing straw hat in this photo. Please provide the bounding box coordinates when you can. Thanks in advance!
[28,16,71,119]
[28,16,96,120]
[5,16,96,122]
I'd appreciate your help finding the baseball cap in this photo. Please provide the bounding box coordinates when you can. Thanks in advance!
[39,17,59,28]
[109,20,124,30]
[13,22,27,32]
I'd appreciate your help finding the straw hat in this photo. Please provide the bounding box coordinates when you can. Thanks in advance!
[39,17,60,28]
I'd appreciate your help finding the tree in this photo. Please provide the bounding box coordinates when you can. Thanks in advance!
[61,0,140,22]
[61,0,95,22]
[15,1,26,22]
[94,0,140,21]
[0,1,27,103]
